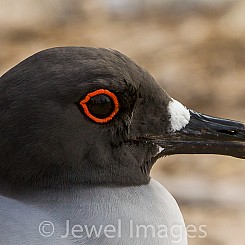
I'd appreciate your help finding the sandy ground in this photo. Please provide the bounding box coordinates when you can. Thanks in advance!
[0,1,244,244]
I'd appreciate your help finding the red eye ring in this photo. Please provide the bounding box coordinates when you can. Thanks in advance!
[80,89,119,123]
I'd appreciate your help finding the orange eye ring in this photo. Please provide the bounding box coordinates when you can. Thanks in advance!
[80,89,119,123]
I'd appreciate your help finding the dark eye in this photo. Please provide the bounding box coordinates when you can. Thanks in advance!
[80,89,119,123]
[87,94,113,118]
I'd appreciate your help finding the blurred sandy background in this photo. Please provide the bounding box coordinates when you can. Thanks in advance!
[0,0,244,244]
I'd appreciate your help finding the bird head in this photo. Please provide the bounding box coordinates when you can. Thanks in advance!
[0,47,244,189]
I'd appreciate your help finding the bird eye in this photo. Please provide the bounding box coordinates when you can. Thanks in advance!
[80,89,119,123]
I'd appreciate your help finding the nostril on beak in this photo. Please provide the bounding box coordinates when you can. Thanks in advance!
[217,129,237,136]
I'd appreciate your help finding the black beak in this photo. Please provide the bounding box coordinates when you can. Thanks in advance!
[144,111,245,159]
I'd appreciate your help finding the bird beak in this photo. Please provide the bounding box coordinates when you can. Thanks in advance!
[144,110,245,159]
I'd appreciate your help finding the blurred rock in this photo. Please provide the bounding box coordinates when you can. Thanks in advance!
[0,0,82,30]
[219,0,245,37]
[103,0,235,16]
